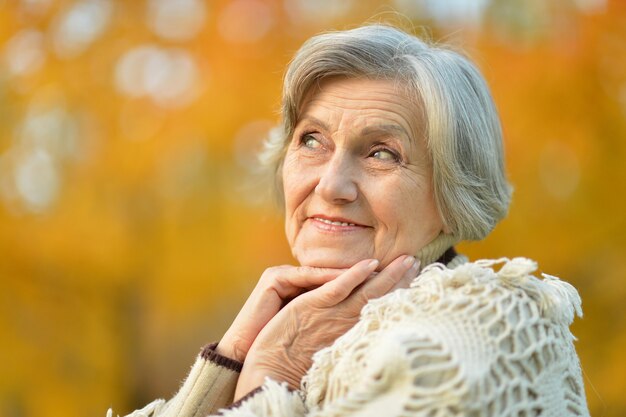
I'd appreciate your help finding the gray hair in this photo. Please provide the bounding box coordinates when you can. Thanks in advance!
[260,24,512,242]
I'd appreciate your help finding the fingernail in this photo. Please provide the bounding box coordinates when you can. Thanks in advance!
[403,256,415,268]
[368,259,379,269]
[412,259,421,272]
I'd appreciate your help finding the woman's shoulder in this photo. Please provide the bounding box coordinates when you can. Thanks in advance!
[303,257,589,416]
[358,257,583,335]
[407,256,581,322]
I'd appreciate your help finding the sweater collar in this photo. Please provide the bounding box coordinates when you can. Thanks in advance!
[435,246,458,265]
[415,232,459,266]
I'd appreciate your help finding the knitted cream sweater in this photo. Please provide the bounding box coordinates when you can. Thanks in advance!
[111,257,589,417]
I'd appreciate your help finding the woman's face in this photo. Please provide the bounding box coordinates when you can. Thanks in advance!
[282,77,444,269]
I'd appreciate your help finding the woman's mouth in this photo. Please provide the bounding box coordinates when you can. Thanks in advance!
[307,216,370,232]
[312,217,358,227]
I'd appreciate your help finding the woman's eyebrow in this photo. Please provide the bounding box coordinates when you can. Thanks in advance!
[297,116,329,130]
[296,118,411,142]
[360,124,410,140]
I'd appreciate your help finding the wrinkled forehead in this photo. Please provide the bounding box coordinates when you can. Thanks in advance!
[297,75,422,111]
[295,76,427,141]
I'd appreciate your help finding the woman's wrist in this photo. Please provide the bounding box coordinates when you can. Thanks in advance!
[201,343,244,372]
[215,340,246,363]
[235,366,299,401]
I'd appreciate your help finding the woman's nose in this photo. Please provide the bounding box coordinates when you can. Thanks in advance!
[314,154,358,204]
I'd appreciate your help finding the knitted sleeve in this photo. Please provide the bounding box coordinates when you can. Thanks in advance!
[108,343,243,417]
[217,380,306,417]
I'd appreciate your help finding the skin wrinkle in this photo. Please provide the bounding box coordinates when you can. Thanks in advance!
[276,313,313,388]
[282,77,444,270]
[282,308,355,382]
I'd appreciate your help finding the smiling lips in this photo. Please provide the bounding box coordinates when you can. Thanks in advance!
[308,216,370,232]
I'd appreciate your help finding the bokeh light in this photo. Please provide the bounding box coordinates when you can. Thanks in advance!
[14,147,60,212]
[51,0,113,59]
[3,29,46,77]
[284,0,354,24]
[393,0,489,27]
[147,0,207,41]
[114,45,201,108]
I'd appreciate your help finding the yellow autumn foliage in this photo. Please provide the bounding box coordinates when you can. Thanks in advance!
[0,1,624,416]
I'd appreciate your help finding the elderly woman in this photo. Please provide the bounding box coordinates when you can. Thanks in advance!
[113,24,589,417]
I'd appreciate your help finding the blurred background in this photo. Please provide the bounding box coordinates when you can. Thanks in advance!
[0,0,624,416]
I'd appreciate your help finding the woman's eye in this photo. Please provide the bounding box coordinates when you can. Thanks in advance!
[371,149,399,161]
[302,134,321,149]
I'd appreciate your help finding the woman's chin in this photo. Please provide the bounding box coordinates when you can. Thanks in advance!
[295,249,369,269]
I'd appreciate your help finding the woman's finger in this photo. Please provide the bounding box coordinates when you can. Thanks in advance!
[388,259,421,292]
[271,266,347,297]
[357,255,419,301]
[312,259,379,306]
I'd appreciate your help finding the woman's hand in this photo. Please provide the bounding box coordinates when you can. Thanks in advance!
[216,265,348,362]
[234,255,420,399]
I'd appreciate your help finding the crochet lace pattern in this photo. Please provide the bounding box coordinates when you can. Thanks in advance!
[301,257,589,417]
